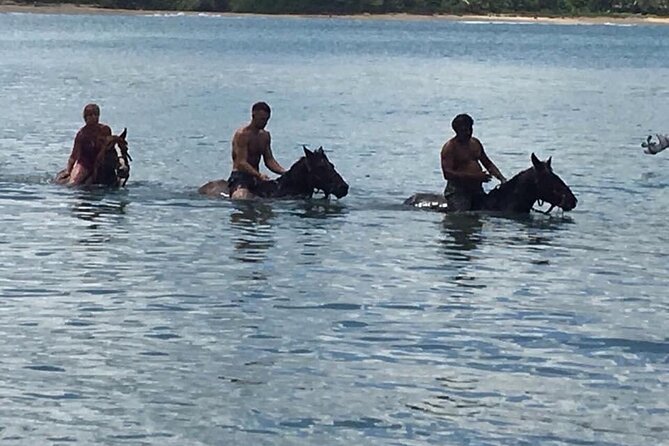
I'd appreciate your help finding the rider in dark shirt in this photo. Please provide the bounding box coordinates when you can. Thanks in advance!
[58,103,112,185]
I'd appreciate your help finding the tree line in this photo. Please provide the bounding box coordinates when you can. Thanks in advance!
[19,0,669,15]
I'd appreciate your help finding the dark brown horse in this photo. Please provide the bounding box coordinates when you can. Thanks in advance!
[55,129,131,187]
[405,153,577,214]
[199,146,349,199]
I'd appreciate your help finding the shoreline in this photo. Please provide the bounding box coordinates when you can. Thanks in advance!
[1,2,668,25]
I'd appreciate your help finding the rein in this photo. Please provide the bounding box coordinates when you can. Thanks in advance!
[532,199,556,215]
[301,158,331,198]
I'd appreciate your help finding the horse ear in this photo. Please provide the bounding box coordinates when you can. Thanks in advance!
[317,146,324,154]
[119,128,127,140]
[303,145,314,157]
[531,153,543,170]
[546,157,552,169]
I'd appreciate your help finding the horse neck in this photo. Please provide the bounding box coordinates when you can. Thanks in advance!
[92,141,121,185]
[275,158,313,198]
[486,168,538,213]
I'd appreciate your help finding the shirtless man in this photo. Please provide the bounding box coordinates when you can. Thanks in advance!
[227,101,286,199]
[441,114,506,211]
[57,103,112,186]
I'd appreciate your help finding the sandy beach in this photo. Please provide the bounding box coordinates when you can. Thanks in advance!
[1,1,668,25]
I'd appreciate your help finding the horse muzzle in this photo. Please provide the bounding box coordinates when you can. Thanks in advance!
[332,182,349,199]
[560,194,577,211]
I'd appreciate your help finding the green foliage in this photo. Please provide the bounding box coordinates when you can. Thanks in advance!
[11,0,669,14]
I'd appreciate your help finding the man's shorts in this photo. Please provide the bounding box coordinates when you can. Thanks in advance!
[227,171,258,195]
[444,183,485,212]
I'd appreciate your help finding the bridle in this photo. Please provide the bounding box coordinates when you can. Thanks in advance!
[304,156,335,198]
[106,137,131,186]
[532,199,557,215]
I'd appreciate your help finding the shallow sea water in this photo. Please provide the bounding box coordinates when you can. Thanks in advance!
[0,11,668,445]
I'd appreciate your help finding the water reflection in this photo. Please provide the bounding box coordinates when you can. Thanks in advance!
[440,213,484,258]
[70,189,129,246]
[504,213,574,248]
[229,201,275,264]
[294,199,347,220]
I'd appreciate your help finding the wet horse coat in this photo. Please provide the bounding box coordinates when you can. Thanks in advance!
[199,146,349,199]
[405,153,577,214]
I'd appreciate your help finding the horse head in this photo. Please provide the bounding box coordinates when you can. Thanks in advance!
[98,128,132,186]
[530,153,577,212]
[303,146,349,199]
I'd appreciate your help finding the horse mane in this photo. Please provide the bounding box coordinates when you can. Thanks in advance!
[276,156,311,195]
[487,167,533,200]
[242,147,348,199]
[253,156,312,198]
[91,130,130,187]
[483,166,539,213]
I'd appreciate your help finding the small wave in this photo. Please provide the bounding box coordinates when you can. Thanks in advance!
[144,12,186,18]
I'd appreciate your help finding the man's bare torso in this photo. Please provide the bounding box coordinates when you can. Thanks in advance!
[232,125,270,171]
[443,137,485,189]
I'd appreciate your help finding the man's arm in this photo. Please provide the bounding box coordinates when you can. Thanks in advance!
[441,141,488,182]
[478,143,506,183]
[262,133,286,175]
[65,133,82,173]
[232,131,268,180]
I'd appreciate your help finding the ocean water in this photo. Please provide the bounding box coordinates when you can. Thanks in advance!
[0,11,668,445]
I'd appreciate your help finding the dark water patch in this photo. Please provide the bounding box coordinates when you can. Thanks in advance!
[319,303,362,310]
[274,303,362,311]
[24,392,81,400]
[566,336,669,355]
[331,417,401,430]
[523,433,618,446]
[218,376,264,385]
[143,303,189,312]
[108,433,149,440]
[46,437,76,443]
[376,304,426,311]
[279,418,318,428]
[532,366,580,377]
[147,399,195,408]
[145,333,180,340]
[437,304,474,311]
[247,333,279,339]
[288,348,312,354]
[139,351,169,357]
[1,288,62,297]
[239,428,278,435]
[65,320,94,327]
[336,320,368,328]
[24,365,66,372]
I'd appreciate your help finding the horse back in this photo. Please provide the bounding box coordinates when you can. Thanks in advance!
[404,193,449,210]
[198,179,230,197]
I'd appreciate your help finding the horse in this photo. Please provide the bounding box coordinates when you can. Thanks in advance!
[198,146,349,200]
[404,153,577,214]
[55,128,132,187]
